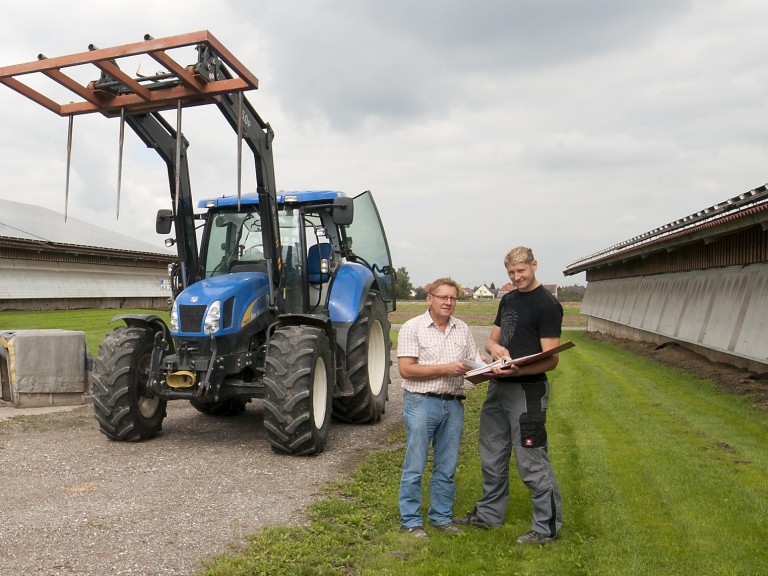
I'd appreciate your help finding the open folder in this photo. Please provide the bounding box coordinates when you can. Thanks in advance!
[463,340,576,384]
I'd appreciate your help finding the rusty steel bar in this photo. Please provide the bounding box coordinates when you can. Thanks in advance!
[0,30,259,118]
[65,115,73,222]
[116,107,125,219]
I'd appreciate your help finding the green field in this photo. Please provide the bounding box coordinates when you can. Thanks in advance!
[390,299,586,328]
[0,309,168,357]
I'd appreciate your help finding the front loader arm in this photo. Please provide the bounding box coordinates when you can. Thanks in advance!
[195,45,282,293]
[125,112,200,286]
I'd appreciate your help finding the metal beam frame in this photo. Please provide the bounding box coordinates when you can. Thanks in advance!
[0,30,258,117]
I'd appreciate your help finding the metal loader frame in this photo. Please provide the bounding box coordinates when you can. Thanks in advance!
[0,30,282,303]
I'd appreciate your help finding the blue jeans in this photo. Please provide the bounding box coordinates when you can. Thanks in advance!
[399,390,464,528]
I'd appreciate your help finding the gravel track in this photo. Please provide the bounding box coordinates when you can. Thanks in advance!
[0,327,490,576]
[0,373,406,575]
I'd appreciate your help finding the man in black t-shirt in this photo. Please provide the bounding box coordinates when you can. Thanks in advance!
[454,246,563,545]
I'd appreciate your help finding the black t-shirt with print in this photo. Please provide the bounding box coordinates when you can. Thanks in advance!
[492,284,563,382]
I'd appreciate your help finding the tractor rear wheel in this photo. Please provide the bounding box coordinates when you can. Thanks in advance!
[92,327,167,441]
[263,326,333,455]
[332,291,391,423]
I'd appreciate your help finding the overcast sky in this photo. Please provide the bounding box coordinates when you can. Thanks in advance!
[2,1,767,289]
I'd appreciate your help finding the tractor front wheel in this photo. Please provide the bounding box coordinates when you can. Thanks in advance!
[263,326,333,455]
[92,327,167,441]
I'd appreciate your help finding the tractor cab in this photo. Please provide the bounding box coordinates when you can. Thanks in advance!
[187,190,395,323]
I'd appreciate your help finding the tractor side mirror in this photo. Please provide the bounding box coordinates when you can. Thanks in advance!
[332,196,353,226]
[156,209,173,234]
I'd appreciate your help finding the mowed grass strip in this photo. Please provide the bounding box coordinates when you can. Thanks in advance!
[545,338,767,576]
[202,331,768,576]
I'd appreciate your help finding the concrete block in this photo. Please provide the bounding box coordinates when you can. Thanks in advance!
[0,329,90,408]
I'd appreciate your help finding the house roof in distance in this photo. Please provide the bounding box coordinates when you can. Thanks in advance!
[0,199,173,256]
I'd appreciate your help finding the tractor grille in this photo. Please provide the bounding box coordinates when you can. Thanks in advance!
[179,304,207,333]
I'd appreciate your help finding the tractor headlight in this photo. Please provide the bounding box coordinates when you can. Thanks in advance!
[204,300,221,334]
[170,301,179,332]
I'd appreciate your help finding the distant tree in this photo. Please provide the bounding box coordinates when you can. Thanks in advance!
[414,286,427,299]
[394,266,413,300]
[489,282,496,290]
[558,284,587,302]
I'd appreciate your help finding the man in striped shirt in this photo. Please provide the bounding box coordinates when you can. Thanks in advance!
[398,277,478,539]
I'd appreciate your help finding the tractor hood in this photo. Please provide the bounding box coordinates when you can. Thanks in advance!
[171,272,271,337]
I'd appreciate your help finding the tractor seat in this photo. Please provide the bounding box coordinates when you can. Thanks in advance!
[307,243,332,283]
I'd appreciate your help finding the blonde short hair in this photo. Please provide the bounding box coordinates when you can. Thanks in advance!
[503,246,535,265]
[426,277,460,296]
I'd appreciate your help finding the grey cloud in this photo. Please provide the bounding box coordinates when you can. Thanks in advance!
[253,0,691,131]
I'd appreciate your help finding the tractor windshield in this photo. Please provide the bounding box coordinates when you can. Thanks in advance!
[203,211,263,277]
[203,208,302,280]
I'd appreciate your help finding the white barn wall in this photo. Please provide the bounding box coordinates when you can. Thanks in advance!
[582,264,768,372]
[0,259,170,310]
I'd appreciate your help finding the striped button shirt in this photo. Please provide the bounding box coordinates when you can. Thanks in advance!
[397,310,477,395]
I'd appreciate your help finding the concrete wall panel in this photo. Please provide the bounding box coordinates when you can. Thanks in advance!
[582,264,768,368]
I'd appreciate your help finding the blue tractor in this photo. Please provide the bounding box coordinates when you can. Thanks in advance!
[143,189,395,454]
[0,32,396,455]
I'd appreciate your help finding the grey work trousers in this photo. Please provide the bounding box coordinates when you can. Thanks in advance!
[474,378,562,537]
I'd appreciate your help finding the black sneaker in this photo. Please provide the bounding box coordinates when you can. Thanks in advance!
[452,511,491,529]
[515,530,556,545]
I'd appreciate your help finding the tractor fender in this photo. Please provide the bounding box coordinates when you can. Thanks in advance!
[328,263,374,324]
[267,313,333,340]
[109,314,174,352]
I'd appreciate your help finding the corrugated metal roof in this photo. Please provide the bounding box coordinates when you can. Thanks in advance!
[563,184,768,276]
[0,199,172,256]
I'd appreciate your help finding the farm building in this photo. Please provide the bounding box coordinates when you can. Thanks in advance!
[563,184,768,373]
[473,284,495,299]
[0,199,175,311]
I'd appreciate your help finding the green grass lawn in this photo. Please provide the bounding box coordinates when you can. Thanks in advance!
[4,307,765,575]
[0,309,168,357]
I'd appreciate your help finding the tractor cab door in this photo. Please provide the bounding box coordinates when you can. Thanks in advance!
[344,191,396,311]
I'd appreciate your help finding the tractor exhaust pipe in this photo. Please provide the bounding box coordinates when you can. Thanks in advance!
[167,370,196,388]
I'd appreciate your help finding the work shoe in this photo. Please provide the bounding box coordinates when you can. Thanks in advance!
[401,526,429,539]
[452,511,491,529]
[433,522,463,534]
[515,530,556,545]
